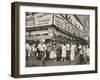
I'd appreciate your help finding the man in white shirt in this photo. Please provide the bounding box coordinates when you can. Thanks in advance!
[37,40,47,61]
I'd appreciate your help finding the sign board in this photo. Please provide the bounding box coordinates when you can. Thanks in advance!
[34,13,53,27]
[54,14,69,31]
[26,13,53,27]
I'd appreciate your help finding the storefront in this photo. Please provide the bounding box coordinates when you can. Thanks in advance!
[26,13,88,44]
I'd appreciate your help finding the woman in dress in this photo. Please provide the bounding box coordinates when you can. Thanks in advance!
[61,43,67,62]
[49,44,55,60]
[70,43,76,62]
[49,43,57,62]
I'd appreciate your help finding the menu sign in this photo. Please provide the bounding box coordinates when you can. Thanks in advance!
[34,13,53,27]
[54,14,69,31]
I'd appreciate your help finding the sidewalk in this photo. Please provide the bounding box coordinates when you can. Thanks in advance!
[26,56,83,67]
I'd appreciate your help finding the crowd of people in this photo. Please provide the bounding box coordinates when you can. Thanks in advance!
[26,39,90,65]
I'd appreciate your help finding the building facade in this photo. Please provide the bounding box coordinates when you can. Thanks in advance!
[26,12,88,44]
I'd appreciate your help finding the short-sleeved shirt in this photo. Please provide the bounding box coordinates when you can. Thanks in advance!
[38,43,46,51]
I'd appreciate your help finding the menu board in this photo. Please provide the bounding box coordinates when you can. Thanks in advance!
[34,13,53,27]
[54,14,69,31]
[26,13,53,27]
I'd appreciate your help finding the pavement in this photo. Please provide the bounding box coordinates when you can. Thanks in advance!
[26,55,87,67]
